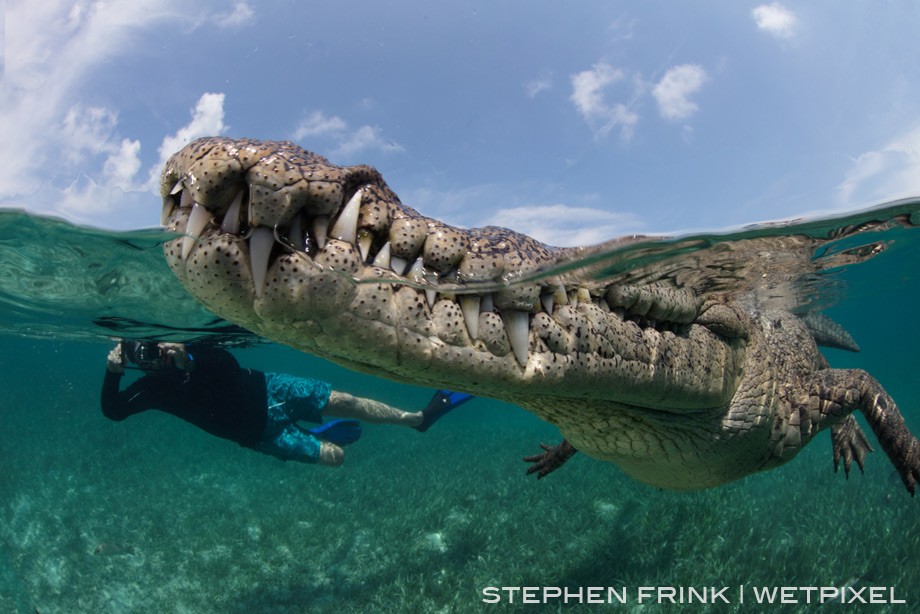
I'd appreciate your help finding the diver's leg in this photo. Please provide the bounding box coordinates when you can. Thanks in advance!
[325,391,422,427]
[255,423,342,466]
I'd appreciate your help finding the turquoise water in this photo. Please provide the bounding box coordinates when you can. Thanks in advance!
[1,205,919,612]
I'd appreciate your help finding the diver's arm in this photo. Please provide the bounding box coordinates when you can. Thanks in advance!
[100,344,159,421]
[100,369,131,421]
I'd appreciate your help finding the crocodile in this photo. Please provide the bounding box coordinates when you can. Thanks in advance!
[159,137,920,495]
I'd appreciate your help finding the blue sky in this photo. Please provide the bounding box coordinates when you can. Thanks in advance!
[3,1,920,245]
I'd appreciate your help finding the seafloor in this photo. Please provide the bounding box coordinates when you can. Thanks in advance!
[1,332,918,613]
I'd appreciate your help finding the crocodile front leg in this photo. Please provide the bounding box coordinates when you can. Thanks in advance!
[798,369,920,495]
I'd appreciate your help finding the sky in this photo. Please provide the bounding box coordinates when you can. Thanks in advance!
[3,1,920,245]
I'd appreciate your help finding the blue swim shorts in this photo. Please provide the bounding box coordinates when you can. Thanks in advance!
[256,372,332,463]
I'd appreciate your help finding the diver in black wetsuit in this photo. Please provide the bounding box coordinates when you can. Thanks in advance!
[101,341,471,466]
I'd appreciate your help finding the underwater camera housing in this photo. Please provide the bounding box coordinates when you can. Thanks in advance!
[123,341,163,369]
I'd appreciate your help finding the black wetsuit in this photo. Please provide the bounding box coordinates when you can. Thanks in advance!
[101,346,268,448]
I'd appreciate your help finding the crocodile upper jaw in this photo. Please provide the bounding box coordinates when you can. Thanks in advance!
[161,138,747,416]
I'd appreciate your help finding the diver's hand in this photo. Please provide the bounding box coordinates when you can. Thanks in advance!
[107,343,124,374]
[160,343,191,370]
[524,439,577,479]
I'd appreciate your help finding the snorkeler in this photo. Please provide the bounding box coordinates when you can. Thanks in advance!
[101,340,473,466]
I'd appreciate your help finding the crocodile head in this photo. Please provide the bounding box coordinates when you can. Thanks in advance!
[161,137,753,486]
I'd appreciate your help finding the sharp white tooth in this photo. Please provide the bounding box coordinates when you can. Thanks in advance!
[249,227,274,298]
[501,310,530,367]
[161,182,183,226]
[330,189,361,244]
[181,203,212,260]
[221,190,244,235]
[460,295,481,339]
[481,293,494,313]
[373,242,392,268]
[358,229,373,261]
[540,293,554,315]
[553,284,568,306]
[179,188,193,209]
[406,256,437,304]
[408,257,425,282]
[313,215,329,249]
[391,256,407,275]
[424,270,439,307]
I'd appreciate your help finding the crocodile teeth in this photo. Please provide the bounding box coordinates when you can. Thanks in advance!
[481,293,494,313]
[357,229,373,261]
[424,271,439,307]
[553,284,568,306]
[373,242,392,268]
[182,202,212,260]
[540,293,554,315]
[161,182,183,226]
[390,256,407,275]
[460,295,481,339]
[249,227,275,298]
[407,257,425,282]
[330,189,361,244]
[221,190,244,235]
[501,310,530,367]
[313,215,330,249]
[180,187,193,209]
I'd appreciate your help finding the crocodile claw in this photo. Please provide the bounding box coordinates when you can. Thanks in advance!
[831,414,873,477]
[524,439,578,479]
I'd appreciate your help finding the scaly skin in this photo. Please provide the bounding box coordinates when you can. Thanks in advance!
[160,137,920,494]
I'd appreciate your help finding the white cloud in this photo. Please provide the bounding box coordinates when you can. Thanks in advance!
[652,65,708,121]
[483,204,642,246]
[293,111,349,139]
[752,3,798,39]
[571,63,624,118]
[291,110,402,159]
[0,1,252,229]
[215,2,254,28]
[60,106,119,164]
[149,93,228,189]
[525,77,552,99]
[570,63,639,140]
[334,126,403,157]
[58,94,226,222]
[104,139,143,191]
[0,0,184,226]
[838,125,920,205]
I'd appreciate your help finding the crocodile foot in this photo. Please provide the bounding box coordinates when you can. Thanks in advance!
[831,414,873,477]
[804,369,920,496]
[524,439,578,479]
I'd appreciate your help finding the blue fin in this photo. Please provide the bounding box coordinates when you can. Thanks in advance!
[414,390,474,432]
[307,419,362,446]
